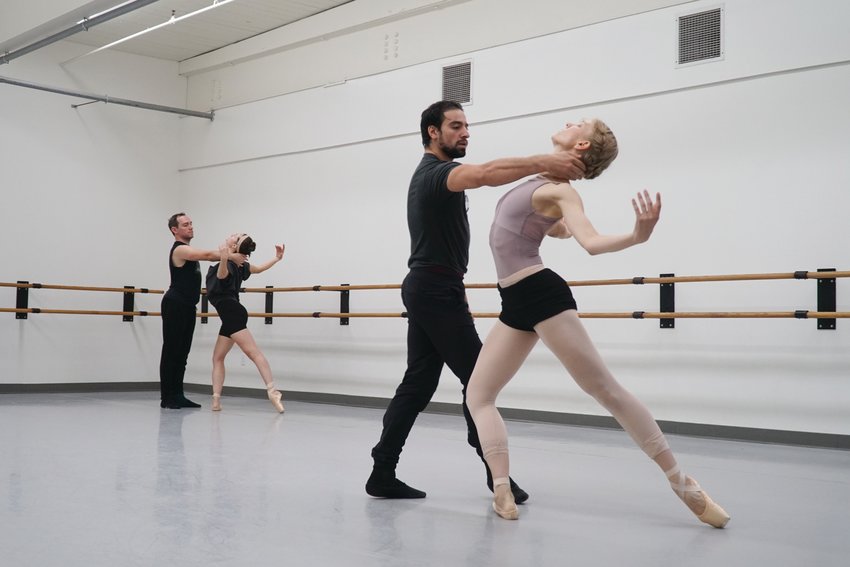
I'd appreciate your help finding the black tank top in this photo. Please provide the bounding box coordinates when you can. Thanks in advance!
[164,241,201,306]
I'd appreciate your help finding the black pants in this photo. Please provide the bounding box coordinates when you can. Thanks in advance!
[371,268,484,469]
[159,297,197,404]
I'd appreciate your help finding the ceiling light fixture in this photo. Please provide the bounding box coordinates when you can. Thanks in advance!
[64,0,236,64]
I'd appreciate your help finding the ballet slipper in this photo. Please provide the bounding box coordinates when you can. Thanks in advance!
[666,465,730,528]
[267,387,285,413]
[211,394,222,412]
[492,483,518,520]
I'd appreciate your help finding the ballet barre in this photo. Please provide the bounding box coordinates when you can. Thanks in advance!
[3,268,847,329]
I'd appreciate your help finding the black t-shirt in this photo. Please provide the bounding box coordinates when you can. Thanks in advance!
[164,241,202,306]
[205,260,251,306]
[407,153,468,274]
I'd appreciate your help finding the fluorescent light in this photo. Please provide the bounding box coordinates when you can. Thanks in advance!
[65,0,237,64]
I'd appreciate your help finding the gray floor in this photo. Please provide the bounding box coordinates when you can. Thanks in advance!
[1,392,848,567]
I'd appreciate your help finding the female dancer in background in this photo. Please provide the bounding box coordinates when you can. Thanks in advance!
[206,233,285,413]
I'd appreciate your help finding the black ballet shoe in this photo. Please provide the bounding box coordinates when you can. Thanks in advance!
[365,469,426,499]
[160,400,182,409]
[177,397,201,409]
[508,478,529,505]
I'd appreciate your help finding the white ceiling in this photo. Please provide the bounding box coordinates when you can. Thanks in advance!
[1,0,354,63]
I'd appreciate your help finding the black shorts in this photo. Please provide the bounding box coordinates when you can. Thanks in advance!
[212,298,248,337]
[498,268,577,332]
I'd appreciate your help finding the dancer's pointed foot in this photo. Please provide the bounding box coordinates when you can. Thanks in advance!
[486,470,529,504]
[492,482,518,520]
[666,466,730,528]
[211,394,222,411]
[267,388,284,413]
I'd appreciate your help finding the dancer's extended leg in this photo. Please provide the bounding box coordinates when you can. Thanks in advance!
[229,328,284,413]
[534,310,728,527]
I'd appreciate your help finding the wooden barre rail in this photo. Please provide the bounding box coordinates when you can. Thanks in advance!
[261,311,850,319]
[247,270,850,292]
[0,282,163,294]
[2,307,847,320]
[5,269,843,329]
[3,269,848,294]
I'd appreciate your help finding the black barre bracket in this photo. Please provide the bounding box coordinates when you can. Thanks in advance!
[817,268,836,330]
[123,286,135,322]
[340,283,350,326]
[265,286,273,324]
[16,280,29,319]
[659,273,675,329]
[201,294,209,324]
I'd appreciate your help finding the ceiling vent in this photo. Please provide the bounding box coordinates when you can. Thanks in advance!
[677,6,724,66]
[442,61,472,104]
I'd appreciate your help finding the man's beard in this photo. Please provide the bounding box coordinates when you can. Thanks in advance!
[440,142,466,159]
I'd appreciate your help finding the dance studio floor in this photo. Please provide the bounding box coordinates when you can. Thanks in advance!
[1,391,848,567]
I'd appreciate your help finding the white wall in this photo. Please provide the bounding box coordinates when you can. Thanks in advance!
[1,0,847,437]
[179,0,850,435]
[179,0,693,109]
[0,41,186,384]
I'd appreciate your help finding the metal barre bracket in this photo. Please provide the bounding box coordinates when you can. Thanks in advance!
[201,295,209,324]
[265,286,273,325]
[123,286,134,322]
[16,280,28,320]
[659,273,675,329]
[340,284,350,326]
[817,268,836,330]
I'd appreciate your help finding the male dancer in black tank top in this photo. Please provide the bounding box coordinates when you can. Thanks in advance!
[365,101,586,500]
[160,213,245,409]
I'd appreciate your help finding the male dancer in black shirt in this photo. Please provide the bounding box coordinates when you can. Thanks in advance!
[159,213,244,409]
[366,101,586,500]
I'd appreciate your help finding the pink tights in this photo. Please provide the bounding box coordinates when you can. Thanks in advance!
[467,310,678,482]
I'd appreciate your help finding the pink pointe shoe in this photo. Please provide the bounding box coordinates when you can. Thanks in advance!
[211,394,222,411]
[492,482,518,520]
[267,387,285,413]
[666,465,730,528]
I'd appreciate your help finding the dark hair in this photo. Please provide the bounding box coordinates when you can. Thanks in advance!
[420,101,464,147]
[168,212,187,232]
[237,235,256,256]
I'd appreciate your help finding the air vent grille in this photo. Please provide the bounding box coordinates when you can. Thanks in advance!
[442,62,471,104]
[677,7,724,65]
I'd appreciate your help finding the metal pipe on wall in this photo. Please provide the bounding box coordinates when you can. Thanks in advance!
[0,74,214,120]
[1,0,160,65]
